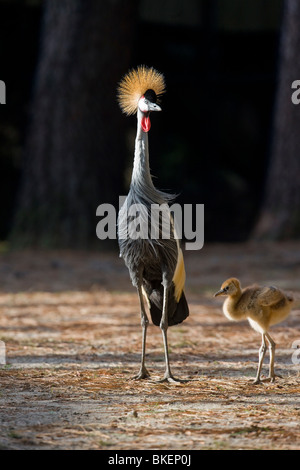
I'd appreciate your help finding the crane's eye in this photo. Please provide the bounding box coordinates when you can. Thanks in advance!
[144,99,149,105]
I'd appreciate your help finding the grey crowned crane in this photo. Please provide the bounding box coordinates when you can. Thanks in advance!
[117,66,189,382]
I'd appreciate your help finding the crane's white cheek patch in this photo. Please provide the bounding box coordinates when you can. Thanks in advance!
[141,115,151,132]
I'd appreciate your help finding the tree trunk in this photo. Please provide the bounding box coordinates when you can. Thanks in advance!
[12,0,137,248]
[253,0,300,240]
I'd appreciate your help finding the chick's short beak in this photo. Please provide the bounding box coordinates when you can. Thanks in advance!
[214,289,225,297]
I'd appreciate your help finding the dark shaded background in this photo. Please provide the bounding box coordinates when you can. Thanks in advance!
[0,0,295,247]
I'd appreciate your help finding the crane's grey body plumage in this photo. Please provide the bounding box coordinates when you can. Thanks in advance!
[118,112,188,327]
[117,67,189,381]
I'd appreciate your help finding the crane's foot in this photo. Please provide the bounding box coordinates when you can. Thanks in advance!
[130,366,150,381]
[157,371,188,384]
[252,378,262,385]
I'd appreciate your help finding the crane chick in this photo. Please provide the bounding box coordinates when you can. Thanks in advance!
[214,278,293,384]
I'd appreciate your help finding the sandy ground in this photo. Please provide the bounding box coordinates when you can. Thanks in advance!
[0,242,299,450]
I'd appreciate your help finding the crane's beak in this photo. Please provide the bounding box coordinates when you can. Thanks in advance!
[214,288,225,297]
[140,101,162,132]
[148,102,161,112]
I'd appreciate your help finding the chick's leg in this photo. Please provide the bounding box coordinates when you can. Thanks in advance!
[265,333,281,382]
[253,333,267,384]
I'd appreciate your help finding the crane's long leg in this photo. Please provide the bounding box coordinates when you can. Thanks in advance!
[253,333,267,384]
[131,283,150,380]
[158,284,182,383]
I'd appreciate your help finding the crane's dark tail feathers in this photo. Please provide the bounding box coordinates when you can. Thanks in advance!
[143,281,189,327]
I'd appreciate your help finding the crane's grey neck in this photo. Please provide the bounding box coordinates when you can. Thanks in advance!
[130,109,174,205]
[131,109,155,193]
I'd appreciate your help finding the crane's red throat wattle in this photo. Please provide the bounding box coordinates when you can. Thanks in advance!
[141,114,151,133]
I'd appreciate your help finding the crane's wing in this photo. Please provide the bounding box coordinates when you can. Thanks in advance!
[172,247,186,302]
[142,246,189,327]
[143,281,189,327]
[256,286,285,307]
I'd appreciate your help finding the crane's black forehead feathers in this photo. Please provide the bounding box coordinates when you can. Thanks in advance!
[144,89,157,103]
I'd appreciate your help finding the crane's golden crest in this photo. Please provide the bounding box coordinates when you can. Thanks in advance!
[117,65,166,115]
